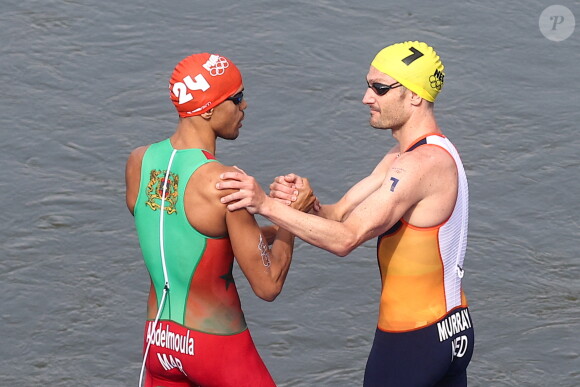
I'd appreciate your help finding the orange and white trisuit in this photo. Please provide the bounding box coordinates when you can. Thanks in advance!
[364,134,474,387]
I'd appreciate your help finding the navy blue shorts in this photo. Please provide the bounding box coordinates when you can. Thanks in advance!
[364,307,474,387]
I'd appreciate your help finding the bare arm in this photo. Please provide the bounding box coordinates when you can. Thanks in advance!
[125,145,149,215]
[268,148,399,221]
[218,153,429,257]
[225,209,294,301]
[321,170,389,221]
[222,170,315,301]
[260,225,279,245]
[261,176,414,257]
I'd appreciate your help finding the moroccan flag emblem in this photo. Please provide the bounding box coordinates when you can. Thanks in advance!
[145,169,179,214]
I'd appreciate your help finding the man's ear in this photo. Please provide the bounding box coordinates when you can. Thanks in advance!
[409,92,423,106]
[201,108,214,119]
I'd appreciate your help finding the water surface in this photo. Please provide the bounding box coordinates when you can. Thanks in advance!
[1,0,578,385]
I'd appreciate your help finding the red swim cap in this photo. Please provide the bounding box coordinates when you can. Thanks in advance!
[169,53,243,117]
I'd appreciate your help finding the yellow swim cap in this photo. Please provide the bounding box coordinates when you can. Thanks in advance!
[371,41,444,102]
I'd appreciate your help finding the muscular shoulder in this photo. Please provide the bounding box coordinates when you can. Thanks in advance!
[129,145,149,160]
[192,163,240,193]
[384,145,456,199]
[184,163,253,236]
[397,144,455,176]
[372,145,401,175]
[394,144,457,208]
[186,163,245,208]
[125,145,150,214]
[126,145,149,170]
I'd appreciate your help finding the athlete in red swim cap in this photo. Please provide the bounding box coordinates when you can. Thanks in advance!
[126,53,316,386]
[169,53,243,117]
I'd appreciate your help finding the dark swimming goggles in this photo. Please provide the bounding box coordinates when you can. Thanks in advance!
[226,91,244,105]
[367,81,402,96]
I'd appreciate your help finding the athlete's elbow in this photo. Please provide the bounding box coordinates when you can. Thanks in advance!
[334,245,353,257]
[253,284,282,302]
[333,238,357,257]
[258,292,279,302]
[255,290,280,302]
[334,230,363,257]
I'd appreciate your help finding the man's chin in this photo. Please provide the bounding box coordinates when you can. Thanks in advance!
[369,120,388,130]
[221,132,239,141]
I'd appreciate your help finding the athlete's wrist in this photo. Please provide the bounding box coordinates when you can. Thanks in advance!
[260,195,275,218]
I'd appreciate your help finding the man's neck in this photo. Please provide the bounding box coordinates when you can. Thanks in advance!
[170,118,217,154]
[392,111,440,152]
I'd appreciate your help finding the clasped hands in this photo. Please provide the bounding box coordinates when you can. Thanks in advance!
[217,170,318,214]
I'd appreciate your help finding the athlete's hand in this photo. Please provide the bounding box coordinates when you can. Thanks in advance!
[218,171,267,214]
[290,176,317,213]
[269,173,320,212]
[269,174,299,205]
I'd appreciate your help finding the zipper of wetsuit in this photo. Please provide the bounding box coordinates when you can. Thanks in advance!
[139,149,177,387]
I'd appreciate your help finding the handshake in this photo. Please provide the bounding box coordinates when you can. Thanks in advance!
[217,169,319,215]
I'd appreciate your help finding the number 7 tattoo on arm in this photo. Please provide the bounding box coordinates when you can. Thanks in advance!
[389,177,399,192]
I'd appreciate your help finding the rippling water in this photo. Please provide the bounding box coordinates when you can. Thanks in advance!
[1,0,578,385]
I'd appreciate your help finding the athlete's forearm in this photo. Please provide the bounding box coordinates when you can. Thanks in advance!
[268,227,295,291]
[261,197,358,257]
[243,227,294,302]
[260,225,279,245]
[315,203,344,221]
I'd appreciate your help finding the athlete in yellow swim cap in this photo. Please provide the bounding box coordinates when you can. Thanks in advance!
[370,40,445,103]
[219,41,474,386]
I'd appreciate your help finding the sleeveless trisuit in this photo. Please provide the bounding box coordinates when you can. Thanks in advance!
[134,139,275,387]
[364,134,474,387]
